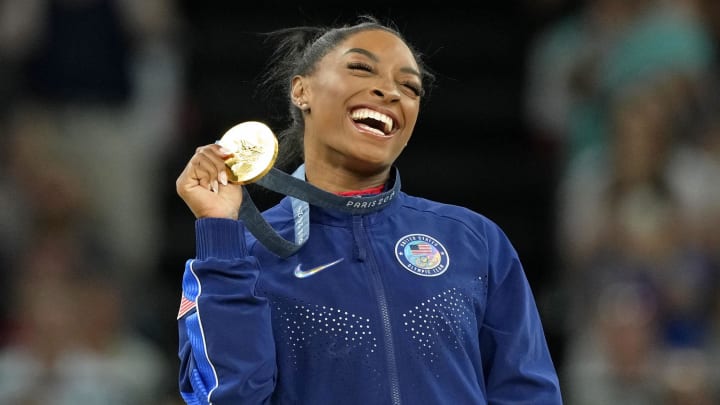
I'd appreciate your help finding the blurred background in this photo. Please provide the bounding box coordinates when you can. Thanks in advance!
[0,0,718,403]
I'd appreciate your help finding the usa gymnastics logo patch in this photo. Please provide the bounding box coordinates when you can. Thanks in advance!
[394,234,449,277]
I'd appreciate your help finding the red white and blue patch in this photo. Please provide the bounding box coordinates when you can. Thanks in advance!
[394,234,449,277]
[177,294,196,319]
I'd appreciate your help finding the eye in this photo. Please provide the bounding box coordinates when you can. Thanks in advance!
[402,81,424,97]
[347,62,373,72]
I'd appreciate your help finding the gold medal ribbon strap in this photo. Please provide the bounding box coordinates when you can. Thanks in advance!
[239,165,400,258]
[256,167,400,214]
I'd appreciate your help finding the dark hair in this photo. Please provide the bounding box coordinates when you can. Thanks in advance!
[256,15,436,172]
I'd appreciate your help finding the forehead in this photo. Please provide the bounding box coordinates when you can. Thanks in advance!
[331,29,418,68]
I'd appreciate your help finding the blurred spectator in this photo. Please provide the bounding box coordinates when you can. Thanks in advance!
[0,0,184,286]
[0,274,84,404]
[0,267,168,404]
[557,76,683,272]
[562,280,665,405]
[525,0,650,151]
[665,0,720,265]
[558,75,719,344]
[524,0,714,167]
[668,118,720,263]
[660,348,716,405]
[0,125,105,342]
[0,147,169,403]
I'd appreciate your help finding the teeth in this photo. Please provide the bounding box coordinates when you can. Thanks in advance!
[351,108,394,134]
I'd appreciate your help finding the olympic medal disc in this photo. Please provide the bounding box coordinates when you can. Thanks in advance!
[216,121,279,184]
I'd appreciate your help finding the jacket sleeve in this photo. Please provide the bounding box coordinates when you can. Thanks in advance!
[479,221,563,404]
[177,218,276,405]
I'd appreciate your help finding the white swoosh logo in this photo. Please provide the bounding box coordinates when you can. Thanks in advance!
[294,258,344,279]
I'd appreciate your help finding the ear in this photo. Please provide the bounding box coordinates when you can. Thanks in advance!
[291,76,309,110]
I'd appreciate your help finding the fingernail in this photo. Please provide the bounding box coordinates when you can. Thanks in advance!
[219,147,233,156]
[212,180,219,192]
[219,171,228,185]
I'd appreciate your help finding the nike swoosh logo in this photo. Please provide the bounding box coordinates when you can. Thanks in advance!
[294,258,344,279]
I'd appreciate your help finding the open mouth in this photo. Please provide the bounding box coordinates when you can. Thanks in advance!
[351,108,395,136]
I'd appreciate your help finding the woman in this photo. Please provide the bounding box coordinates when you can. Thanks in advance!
[176,15,562,404]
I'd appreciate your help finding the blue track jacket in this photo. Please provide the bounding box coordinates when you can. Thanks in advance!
[177,170,562,404]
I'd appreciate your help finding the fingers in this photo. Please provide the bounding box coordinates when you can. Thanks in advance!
[175,143,243,220]
[179,144,232,192]
[192,154,222,192]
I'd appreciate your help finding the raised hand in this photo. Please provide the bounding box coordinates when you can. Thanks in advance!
[176,144,243,220]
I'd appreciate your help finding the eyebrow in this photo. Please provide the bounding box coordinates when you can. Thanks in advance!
[344,48,421,78]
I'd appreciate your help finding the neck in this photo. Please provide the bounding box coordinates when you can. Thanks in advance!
[303,160,391,194]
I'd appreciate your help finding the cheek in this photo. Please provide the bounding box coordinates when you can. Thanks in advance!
[309,74,351,107]
[403,104,420,135]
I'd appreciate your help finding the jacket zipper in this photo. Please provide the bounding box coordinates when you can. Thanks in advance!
[352,215,402,405]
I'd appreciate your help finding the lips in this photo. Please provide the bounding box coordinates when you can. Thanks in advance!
[350,107,396,136]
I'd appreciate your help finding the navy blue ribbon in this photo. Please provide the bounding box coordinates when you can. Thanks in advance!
[238,164,400,258]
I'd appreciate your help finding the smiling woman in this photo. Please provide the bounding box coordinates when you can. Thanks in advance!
[174,14,563,405]
[283,27,424,185]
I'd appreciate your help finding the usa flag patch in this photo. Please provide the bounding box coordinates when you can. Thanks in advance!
[177,294,196,319]
[394,233,449,277]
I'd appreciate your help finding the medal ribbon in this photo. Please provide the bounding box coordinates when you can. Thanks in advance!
[238,164,400,258]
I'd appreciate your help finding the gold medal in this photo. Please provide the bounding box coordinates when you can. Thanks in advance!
[216,121,279,184]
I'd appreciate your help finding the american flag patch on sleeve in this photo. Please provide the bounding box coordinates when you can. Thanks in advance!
[177,294,196,319]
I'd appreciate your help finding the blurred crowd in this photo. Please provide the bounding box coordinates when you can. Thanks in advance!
[526,0,720,403]
[0,0,184,403]
[0,0,718,404]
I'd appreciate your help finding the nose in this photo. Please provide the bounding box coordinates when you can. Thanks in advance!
[371,78,401,101]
